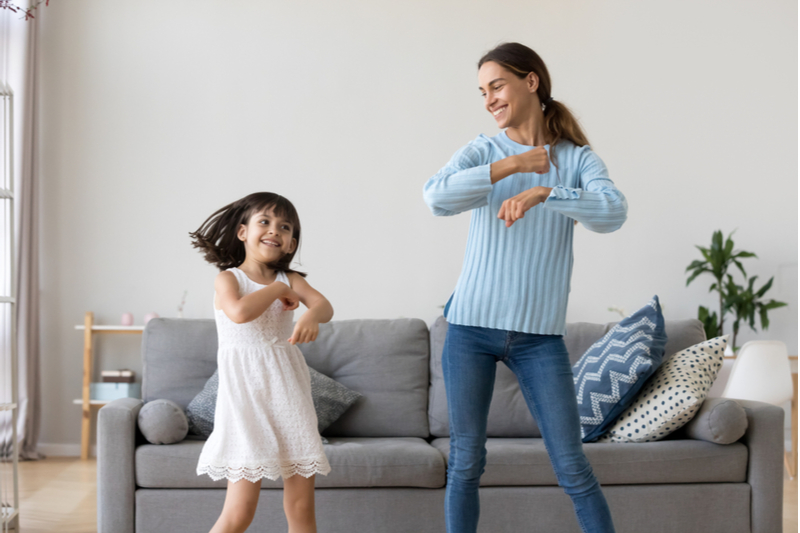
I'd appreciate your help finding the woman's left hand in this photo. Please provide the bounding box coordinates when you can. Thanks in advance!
[288,315,320,345]
[497,186,553,227]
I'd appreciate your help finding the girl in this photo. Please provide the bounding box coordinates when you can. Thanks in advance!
[190,192,332,533]
[423,43,627,533]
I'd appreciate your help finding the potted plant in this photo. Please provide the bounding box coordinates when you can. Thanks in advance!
[685,230,787,350]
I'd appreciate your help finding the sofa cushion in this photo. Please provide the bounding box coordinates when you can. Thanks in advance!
[135,437,445,489]
[297,319,430,438]
[142,318,218,408]
[143,317,430,438]
[598,336,727,443]
[430,437,747,486]
[428,317,702,438]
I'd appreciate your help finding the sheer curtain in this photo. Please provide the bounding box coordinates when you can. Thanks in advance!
[0,5,43,461]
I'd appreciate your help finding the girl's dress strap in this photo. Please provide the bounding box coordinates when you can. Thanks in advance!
[276,270,291,287]
[227,267,246,286]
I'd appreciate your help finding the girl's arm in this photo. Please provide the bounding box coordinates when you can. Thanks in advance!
[286,273,334,345]
[214,271,298,324]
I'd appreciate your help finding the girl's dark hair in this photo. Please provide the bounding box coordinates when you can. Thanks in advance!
[478,42,590,153]
[189,192,306,276]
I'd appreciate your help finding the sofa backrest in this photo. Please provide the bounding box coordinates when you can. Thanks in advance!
[142,317,431,438]
[427,317,707,438]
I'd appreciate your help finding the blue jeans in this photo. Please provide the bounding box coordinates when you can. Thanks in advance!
[442,323,616,533]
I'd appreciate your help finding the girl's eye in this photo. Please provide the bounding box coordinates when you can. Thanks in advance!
[282,225,291,231]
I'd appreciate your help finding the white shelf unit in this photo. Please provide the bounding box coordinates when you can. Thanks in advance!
[0,81,19,532]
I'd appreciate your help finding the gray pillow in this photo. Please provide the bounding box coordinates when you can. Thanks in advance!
[679,397,748,444]
[185,367,361,443]
[138,399,189,444]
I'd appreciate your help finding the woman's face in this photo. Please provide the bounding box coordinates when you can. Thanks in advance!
[478,61,537,129]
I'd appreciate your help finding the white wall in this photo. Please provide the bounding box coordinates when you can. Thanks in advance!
[36,0,797,450]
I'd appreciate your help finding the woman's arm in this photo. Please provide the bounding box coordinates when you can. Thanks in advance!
[541,148,628,233]
[422,142,494,216]
[214,271,298,324]
[286,273,334,345]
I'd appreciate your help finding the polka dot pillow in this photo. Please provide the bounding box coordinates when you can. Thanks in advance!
[597,335,728,443]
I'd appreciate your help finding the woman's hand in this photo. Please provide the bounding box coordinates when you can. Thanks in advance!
[513,146,550,174]
[497,186,553,227]
[288,314,319,345]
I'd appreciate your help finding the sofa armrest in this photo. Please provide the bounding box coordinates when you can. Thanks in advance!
[98,398,144,533]
[735,399,785,533]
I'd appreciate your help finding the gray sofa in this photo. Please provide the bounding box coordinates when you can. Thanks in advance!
[98,317,785,533]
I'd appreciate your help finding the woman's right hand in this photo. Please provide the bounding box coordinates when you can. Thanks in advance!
[513,146,550,174]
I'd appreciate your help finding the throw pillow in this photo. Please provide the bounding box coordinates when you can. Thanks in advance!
[185,370,218,438]
[573,295,668,442]
[308,366,363,435]
[679,397,748,444]
[185,367,362,441]
[138,399,189,444]
[597,335,728,443]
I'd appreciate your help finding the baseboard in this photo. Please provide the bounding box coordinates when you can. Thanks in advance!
[38,443,96,457]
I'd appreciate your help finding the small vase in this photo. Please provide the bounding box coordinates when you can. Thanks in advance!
[121,312,134,326]
[143,312,160,325]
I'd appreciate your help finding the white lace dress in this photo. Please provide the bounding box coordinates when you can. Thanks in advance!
[196,268,331,483]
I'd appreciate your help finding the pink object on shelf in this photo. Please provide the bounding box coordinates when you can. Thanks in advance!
[143,312,160,325]
[121,312,134,326]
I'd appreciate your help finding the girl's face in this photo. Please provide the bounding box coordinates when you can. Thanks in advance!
[478,61,538,129]
[237,208,297,264]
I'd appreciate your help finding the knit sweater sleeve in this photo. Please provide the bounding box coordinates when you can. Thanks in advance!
[542,146,628,233]
[422,139,493,217]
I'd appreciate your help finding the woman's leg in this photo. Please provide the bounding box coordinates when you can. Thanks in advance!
[283,474,317,533]
[209,479,261,533]
[442,324,503,533]
[504,334,616,533]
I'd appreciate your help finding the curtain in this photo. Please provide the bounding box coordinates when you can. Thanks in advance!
[0,4,43,461]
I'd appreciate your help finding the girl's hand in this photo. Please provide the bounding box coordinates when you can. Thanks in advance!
[288,315,319,345]
[497,186,553,228]
[276,283,300,311]
[513,146,550,174]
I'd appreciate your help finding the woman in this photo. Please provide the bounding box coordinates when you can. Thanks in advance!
[422,42,627,533]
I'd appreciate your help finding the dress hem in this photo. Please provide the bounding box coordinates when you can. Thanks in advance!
[197,460,331,483]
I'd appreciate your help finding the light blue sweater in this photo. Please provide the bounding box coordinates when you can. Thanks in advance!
[423,131,628,335]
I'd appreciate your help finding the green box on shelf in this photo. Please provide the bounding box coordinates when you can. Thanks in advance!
[90,382,141,401]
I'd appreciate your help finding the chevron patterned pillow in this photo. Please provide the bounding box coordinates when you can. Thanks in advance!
[597,336,728,443]
[573,296,668,442]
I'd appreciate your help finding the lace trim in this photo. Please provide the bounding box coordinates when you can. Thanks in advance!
[197,458,331,483]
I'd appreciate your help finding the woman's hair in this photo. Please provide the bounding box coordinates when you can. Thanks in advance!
[189,192,306,276]
[478,42,590,151]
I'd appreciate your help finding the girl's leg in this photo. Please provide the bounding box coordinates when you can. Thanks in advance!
[442,324,503,533]
[504,334,616,533]
[209,479,261,533]
[283,474,317,533]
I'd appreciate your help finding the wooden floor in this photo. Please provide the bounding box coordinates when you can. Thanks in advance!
[12,457,800,532]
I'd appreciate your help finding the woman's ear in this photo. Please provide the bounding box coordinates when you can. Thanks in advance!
[527,72,539,93]
[237,224,247,242]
